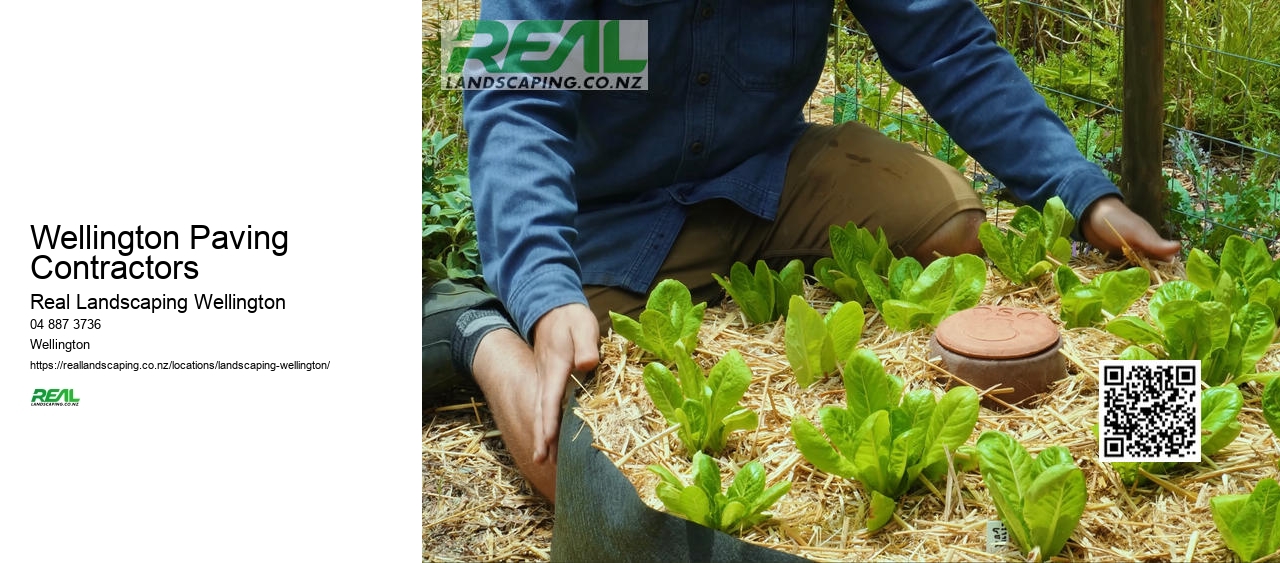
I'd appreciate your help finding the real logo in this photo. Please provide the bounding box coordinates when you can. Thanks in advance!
[31,388,80,406]
[441,20,648,91]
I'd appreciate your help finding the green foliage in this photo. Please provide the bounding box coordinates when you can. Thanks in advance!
[1211,478,1280,562]
[976,431,1086,563]
[1105,281,1276,385]
[1053,266,1150,328]
[1166,1,1280,146]
[785,297,865,388]
[1262,377,1280,439]
[1069,114,1121,171]
[831,74,968,171]
[859,254,987,331]
[814,223,894,305]
[978,196,1075,285]
[1185,235,1280,317]
[1028,26,1121,109]
[648,452,791,534]
[837,3,1280,257]
[610,279,708,365]
[642,350,758,455]
[713,259,805,325]
[1166,131,1280,252]
[791,349,980,531]
[987,0,1280,146]
[423,130,481,286]
[423,15,466,169]
[1201,385,1247,457]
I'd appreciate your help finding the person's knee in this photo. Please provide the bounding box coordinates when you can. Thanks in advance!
[911,209,985,263]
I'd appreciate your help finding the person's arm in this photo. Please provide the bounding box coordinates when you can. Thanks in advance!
[462,1,600,464]
[845,0,1179,260]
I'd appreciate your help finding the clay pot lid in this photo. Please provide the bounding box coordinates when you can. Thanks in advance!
[934,305,1060,360]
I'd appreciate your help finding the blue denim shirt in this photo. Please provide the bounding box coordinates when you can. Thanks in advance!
[463,0,1121,337]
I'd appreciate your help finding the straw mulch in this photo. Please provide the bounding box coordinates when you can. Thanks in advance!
[423,210,1280,562]
[424,400,555,561]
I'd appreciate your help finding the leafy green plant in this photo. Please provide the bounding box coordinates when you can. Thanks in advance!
[712,259,805,325]
[1109,348,1243,485]
[784,296,865,388]
[813,223,894,305]
[1166,131,1280,252]
[648,451,791,534]
[642,350,758,455]
[1053,266,1150,328]
[978,196,1074,285]
[1262,376,1280,438]
[1186,235,1280,318]
[859,254,987,331]
[832,74,969,171]
[423,130,481,286]
[791,349,980,531]
[1106,281,1276,385]
[881,111,969,172]
[1070,116,1121,170]
[976,431,1086,563]
[1211,478,1280,562]
[610,279,707,364]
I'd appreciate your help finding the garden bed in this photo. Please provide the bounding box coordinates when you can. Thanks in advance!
[424,205,1280,562]
[571,252,1280,562]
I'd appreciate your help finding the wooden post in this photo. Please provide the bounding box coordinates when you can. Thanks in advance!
[1121,0,1167,233]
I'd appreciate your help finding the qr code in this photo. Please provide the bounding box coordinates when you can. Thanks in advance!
[1098,360,1201,462]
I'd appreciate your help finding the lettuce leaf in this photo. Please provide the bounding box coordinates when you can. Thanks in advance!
[977,431,1085,562]
[791,350,978,531]
[610,278,706,364]
[713,259,805,325]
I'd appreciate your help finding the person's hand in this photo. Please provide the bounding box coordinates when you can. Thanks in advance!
[530,303,600,465]
[1080,195,1181,262]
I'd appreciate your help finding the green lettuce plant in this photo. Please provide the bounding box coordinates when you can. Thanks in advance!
[978,196,1075,285]
[1106,281,1276,385]
[649,451,791,534]
[813,223,894,305]
[642,350,758,455]
[713,259,805,325]
[976,431,1086,562]
[1186,235,1280,320]
[858,254,987,331]
[1053,266,1150,328]
[610,279,707,364]
[784,296,865,388]
[1211,478,1280,562]
[1261,376,1280,438]
[791,349,979,531]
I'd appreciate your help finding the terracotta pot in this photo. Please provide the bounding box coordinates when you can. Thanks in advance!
[928,305,1065,409]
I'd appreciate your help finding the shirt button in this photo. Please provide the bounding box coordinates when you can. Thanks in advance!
[700,4,713,19]
[695,72,710,86]
[689,141,704,154]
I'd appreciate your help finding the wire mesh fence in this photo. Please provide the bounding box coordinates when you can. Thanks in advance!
[833,0,1280,254]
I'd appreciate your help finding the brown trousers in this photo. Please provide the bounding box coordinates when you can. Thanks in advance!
[584,121,984,329]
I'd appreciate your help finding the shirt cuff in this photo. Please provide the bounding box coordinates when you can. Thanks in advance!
[505,264,588,341]
[1054,166,1123,241]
